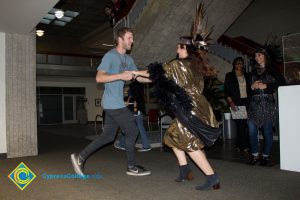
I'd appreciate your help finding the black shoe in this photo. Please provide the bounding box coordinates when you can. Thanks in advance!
[195,173,220,190]
[243,148,250,154]
[175,164,193,182]
[260,157,270,167]
[248,156,260,165]
[126,165,151,176]
[70,153,84,176]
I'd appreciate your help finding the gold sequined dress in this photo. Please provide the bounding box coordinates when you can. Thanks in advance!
[163,59,219,151]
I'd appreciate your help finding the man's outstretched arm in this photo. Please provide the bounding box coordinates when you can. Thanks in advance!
[96,70,134,83]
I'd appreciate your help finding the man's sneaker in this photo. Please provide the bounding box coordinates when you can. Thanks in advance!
[70,153,84,176]
[126,165,151,176]
[138,147,152,152]
[114,143,126,151]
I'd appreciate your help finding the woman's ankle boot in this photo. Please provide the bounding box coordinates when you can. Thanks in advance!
[195,173,220,190]
[248,155,260,165]
[260,156,270,166]
[175,164,193,182]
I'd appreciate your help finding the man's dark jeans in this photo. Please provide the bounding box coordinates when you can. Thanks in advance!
[79,107,138,167]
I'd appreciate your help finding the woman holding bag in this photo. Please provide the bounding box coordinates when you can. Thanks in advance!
[224,57,251,153]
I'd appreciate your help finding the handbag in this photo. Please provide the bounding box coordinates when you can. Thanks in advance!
[230,106,247,119]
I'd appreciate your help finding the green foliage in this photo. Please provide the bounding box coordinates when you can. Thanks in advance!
[203,77,229,115]
[264,43,283,63]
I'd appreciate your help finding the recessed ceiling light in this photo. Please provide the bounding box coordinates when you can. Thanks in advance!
[36,30,44,37]
[55,10,64,19]
[41,8,80,27]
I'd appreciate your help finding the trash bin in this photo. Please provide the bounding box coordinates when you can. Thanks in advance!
[223,113,236,140]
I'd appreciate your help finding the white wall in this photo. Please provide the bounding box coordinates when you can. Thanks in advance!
[279,85,300,172]
[226,0,300,44]
[0,32,7,154]
[37,76,103,122]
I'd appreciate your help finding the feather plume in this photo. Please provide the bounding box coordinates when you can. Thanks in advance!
[191,2,214,47]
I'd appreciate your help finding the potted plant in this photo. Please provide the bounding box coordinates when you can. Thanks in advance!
[203,76,228,122]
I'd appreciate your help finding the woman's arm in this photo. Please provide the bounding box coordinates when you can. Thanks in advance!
[132,70,150,77]
[132,70,152,83]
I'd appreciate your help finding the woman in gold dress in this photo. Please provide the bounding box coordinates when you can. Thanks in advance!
[159,37,220,190]
[139,36,220,190]
[133,3,221,190]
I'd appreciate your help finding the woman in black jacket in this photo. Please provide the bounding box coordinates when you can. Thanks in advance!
[224,57,251,152]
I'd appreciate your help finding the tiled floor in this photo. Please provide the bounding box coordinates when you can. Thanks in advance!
[38,123,280,167]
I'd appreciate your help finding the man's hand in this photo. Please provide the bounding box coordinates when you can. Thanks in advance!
[120,71,134,81]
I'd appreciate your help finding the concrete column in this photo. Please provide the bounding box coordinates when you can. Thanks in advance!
[0,32,7,158]
[5,31,37,158]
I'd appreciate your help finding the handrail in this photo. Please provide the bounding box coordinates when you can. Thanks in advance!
[217,35,260,56]
[114,0,148,30]
[210,35,268,72]
[210,35,284,73]
[209,39,252,72]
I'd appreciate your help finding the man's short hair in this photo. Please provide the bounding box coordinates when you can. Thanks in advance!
[114,27,133,45]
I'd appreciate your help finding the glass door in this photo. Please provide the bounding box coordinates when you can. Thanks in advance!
[63,95,77,123]
[38,94,63,125]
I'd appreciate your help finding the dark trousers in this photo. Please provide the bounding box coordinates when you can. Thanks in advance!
[79,107,138,167]
[235,98,250,150]
[234,118,249,150]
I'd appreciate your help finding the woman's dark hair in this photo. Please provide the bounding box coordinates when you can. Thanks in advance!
[231,57,245,72]
[255,48,270,65]
[178,36,208,75]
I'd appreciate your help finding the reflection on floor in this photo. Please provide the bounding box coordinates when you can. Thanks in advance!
[38,124,280,168]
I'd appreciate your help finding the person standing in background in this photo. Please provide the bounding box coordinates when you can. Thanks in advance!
[224,57,251,153]
[248,48,286,166]
[114,81,152,152]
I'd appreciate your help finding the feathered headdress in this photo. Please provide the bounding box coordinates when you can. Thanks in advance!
[178,2,218,76]
[191,2,214,50]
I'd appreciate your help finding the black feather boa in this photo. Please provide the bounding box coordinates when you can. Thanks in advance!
[147,62,193,112]
[147,62,221,147]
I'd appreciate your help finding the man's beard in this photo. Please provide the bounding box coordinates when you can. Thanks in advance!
[125,44,131,51]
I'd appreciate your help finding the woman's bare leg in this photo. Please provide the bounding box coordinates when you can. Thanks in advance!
[172,147,187,165]
[187,150,214,175]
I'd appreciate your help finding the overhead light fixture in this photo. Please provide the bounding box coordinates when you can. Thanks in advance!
[36,30,44,37]
[55,10,64,19]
